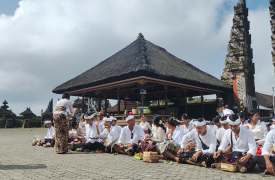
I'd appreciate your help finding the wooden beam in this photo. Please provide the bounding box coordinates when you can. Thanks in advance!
[68,76,224,96]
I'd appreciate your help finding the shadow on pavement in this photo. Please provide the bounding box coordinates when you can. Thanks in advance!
[0,164,47,170]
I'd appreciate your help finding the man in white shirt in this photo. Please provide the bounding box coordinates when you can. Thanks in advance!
[212,117,221,135]
[213,114,257,173]
[93,117,119,153]
[270,119,275,130]
[216,116,230,150]
[114,115,145,156]
[39,120,55,146]
[110,116,122,136]
[177,118,216,167]
[260,129,275,175]
[80,114,102,152]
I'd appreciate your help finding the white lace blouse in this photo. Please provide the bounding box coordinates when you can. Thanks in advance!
[152,127,165,143]
[245,121,268,146]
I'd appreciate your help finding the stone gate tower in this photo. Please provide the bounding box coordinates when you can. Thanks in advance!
[221,0,257,112]
[269,0,275,69]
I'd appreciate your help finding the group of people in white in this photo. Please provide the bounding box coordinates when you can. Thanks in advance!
[42,109,275,175]
[42,93,275,175]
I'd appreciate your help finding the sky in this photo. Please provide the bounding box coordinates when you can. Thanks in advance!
[0,0,273,116]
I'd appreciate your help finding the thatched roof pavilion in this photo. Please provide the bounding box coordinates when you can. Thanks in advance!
[53,34,232,117]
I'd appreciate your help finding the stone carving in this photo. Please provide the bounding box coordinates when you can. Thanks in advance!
[221,0,256,112]
[269,0,275,68]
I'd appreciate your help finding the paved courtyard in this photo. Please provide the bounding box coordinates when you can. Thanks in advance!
[0,128,274,180]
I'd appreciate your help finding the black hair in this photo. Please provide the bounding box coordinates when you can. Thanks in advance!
[181,114,188,120]
[62,92,70,99]
[140,114,146,118]
[212,117,220,123]
[248,110,258,119]
[228,114,239,122]
[237,112,245,119]
[153,116,166,133]
[167,117,181,127]
[220,116,227,121]
[71,121,77,128]
[195,118,205,123]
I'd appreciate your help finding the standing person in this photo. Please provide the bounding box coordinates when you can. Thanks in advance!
[53,92,74,154]
[114,115,145,156]
[213,114,257,173]
[244,110,268,146]
[178,118,216,167]
[139,114,152,135]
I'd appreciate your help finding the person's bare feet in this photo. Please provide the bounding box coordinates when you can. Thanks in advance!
[175,157,180,163]
[84,149,91,152]
[202,161,207,168]
[65,151,72,154]
[211,163,216,168]
[158,155,165,160]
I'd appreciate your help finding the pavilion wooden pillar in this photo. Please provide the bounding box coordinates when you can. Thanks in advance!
[105,99,108,113]
[82,93,85,113]
[158,100,160,114]
[117,87,120,114]
[139,79,146,107]
[200,92,205,118]
[164,85,168,115]
[98,90,102,112]
[184,89,188,114]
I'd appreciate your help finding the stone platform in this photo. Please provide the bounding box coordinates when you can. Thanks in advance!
[0,128,274,180]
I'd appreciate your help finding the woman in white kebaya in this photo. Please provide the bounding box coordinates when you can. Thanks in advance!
[244,110,267,146]
[180,114,194,135]
[139,114,152,135]
[213,114,257,173]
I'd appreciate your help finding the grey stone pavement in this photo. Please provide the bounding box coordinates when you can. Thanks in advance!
[0,128,274,180]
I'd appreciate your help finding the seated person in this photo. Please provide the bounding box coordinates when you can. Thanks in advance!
[39,120,55,146]
[69,121,85,144]
[180,114,194,135]
[271,119,275,130]
[93,117,119,153]
[110,116,122,136]
[140,115,166,152]
[244,110,267,146]
[237,112,248,126]
[157,117,183,162]
[113,115,145,156]
[216,116,230,147]
[212,116,222,135]
[177,118,216,167]
[72,114,103,152]
[213,114,257,173]
[261,129,275,175]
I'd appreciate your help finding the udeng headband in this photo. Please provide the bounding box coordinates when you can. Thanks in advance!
[193,120,206,127]
[226,116,241,125]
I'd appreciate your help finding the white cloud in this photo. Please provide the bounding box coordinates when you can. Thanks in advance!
[0,0,272,115]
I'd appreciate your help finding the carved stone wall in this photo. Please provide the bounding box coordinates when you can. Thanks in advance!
[269,0,275,67]
[221,0,256,112]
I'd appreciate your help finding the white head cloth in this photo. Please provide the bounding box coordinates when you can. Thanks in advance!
[110,116,117,121]
[264,122,270,126]
[193,119,206,127]
[103,117,112,122]
[219,118,228,124]
[227,116,241,125]
[126,115,134,122]
[223,109,234,117]
[84,115,93,120]
[44,120,52,124]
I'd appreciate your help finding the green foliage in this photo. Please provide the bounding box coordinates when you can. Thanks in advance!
[14,118,23,127]
[32,117,42,127]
